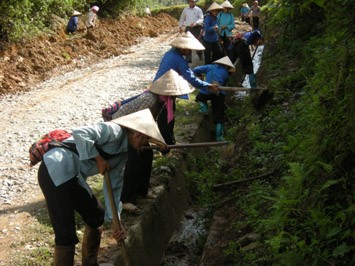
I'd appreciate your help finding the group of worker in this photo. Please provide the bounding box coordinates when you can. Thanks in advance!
[179,0,262,83]
[66,5,99,34]
[39,2,264,265]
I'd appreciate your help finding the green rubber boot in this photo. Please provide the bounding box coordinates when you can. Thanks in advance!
[215,123,225,141]
[198,101,208,115]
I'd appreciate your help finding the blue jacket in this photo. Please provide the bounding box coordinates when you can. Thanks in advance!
[193,64,229,95]
[154,48,210,90]
[243,30,262,45]
[66,16,78,32]
[203,14,219,43]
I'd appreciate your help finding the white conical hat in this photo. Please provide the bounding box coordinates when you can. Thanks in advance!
[213,56,236,72]
[170,31,205,50]
[148,69,194,96]
[222,1,234,9]
[207,2,224,12]
[72,10,82,16]
[112,109,166,146]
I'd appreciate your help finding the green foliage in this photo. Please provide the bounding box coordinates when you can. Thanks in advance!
[152,4,186,20]
[218,0,355,265]
[0,0,165,41]
[151,0,210,19]
[0,0,85,41]
[184,150,225,206]
[62,52,71,60]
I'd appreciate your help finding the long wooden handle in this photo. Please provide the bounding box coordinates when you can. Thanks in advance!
[218,86,263,92]
[140,141,230,151]
[104,172,131,266]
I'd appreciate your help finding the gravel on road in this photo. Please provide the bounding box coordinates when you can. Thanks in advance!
[0,31,178,263]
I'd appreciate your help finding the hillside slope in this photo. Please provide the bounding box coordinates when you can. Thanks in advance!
[0,13,177,96]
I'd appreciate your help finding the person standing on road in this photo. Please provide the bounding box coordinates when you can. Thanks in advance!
[145,5,151,16]
[217,1,235,52]
[202,2,225,64]
[247,1,261,29]
[193,56,235,141]
[37,109,166,265]
[240,3,251,25]
[85,6,99,30]
[178,0,204,63]
[66,10,82,35]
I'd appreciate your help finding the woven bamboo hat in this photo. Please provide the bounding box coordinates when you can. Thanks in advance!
[213,56,236,72]
[222,1,234,9]
[149,69,194,96]
[170,31,205,50]
[72,10,82,16]
[112,109,166,146]
[206,2,224,12]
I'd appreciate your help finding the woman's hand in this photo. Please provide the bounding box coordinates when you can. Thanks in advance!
[113,228,127,243]
[95,155,110,174]
[208,83,219,93]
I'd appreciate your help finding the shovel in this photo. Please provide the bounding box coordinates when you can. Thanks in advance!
[104,171,131,266]
[219,86,263,92]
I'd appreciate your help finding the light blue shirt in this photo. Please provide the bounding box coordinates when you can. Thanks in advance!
[43,122,128,221]
[240,6,250,15]
[217,12,235,37]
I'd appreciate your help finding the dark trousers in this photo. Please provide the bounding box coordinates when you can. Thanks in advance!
[252,16,260,29]
[120,145,153,204]
[227,40,253,74]
[196,93,225,124]
[120,103,176,205]
[157,100,176,145]
[38,163,105,246]
[220,35,230,55]
[203,40,224,65]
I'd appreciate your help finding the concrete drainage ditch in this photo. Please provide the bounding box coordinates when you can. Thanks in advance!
[113,44,265,266]
[113,116,215,266]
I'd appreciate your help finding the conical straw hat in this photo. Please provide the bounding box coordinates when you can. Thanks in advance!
[213,56,236,72]
[112,109,166,146]
[207,2,224,12]
[148,69,194,96]
[222,1,234,9]
[170,31,205,50]
[72,10,82,16]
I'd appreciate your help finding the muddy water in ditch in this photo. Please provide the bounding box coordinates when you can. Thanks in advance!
[160,46,264,266]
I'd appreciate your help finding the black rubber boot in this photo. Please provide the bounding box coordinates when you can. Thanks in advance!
[54,245,75,266]
[82,225,103,266]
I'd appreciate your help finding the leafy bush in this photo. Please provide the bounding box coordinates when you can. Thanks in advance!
[0,0,85,41]
[227,0,355,264]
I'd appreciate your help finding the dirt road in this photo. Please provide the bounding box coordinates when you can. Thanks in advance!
[0,30,178,265]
